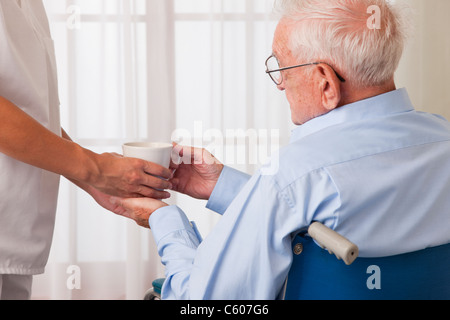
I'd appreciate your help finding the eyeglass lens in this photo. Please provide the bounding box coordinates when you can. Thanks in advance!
[266,56,282,85]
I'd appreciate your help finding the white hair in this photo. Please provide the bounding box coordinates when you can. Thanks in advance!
[274,0,412,87]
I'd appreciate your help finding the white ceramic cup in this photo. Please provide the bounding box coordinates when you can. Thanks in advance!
[122,142,173,168]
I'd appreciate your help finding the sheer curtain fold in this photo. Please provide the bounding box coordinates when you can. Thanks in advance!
[121,0,176,301]
[33,0,174,300]
[171,0,288,247]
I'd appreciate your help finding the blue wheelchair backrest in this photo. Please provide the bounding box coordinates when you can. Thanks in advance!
[285,235,450,300]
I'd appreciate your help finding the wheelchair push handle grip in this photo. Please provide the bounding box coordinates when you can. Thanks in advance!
[308,222,359,265]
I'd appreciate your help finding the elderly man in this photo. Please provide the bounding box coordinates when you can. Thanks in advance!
[113,0,450,299]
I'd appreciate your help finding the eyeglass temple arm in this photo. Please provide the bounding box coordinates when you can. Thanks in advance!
[266,61,346,83]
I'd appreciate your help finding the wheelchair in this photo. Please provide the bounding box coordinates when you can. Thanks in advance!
[145,222,450,300]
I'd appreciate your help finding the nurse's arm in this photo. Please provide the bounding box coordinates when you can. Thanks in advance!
[0,97,171,199]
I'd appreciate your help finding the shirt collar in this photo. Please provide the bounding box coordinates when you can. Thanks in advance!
[290,88,414,143]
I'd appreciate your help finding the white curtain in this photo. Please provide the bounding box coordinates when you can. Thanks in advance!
[31,0,450,300]
[33,0,176,300]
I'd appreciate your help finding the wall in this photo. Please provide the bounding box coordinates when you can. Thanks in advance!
[396,0,450,119]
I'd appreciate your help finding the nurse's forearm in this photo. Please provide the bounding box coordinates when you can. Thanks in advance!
[0,97,172,199]
[60,128,92,193]
[59,129,108,200]
[0,96,99,183]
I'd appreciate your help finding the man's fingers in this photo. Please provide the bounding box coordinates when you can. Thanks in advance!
[109,197,149,228]
[109,197,132,216]
[134,186,171,199]
[172,145,203,165]
[168,178,181,192]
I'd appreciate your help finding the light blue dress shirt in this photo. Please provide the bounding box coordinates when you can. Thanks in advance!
[149,88,450,300]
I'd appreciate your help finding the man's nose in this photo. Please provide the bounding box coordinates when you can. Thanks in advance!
[277,82,285,91]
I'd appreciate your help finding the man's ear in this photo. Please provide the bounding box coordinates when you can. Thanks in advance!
[315,64,342,111]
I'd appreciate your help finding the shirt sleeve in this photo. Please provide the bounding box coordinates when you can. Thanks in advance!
[150,168,341,300]
[149,205,201,300]
[149,174,296,300]
[206,166,251,215]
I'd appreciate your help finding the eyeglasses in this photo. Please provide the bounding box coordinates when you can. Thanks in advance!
[265,55,346,86]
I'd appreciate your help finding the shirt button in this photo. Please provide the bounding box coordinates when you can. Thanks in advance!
[293,243,303,255]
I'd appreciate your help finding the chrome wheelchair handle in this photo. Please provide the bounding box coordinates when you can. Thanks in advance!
[308,222,359,265]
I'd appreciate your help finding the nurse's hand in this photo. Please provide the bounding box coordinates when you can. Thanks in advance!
[90,152,173,199]
[108,197,168,229]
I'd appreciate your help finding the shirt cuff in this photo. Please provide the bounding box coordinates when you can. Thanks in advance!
[206,166,251,215]
[149,205,197,244]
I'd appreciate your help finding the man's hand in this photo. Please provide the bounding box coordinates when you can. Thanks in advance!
[89,152,173,199]
[73,182,165,229]
[108,197,168,229]
[170,144,224,200]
